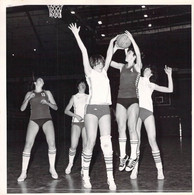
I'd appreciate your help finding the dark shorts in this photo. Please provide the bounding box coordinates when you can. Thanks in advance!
[30,118,52,128]
[117,98,139,109]
[72,122,85,129]
[86,104,110,120]
[139,108,153,122]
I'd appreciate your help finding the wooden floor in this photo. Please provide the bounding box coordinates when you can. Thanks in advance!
[7,136,192,193]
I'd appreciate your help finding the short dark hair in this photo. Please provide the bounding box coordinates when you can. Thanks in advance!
[76,79,87,88]
[141,64,158,82]
[89,54,105,68]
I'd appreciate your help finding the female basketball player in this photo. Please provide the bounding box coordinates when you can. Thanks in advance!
[110,31,142,172]
[17,78,58,182]
[64,80,88,175]
[130,65,173,180]
[68,23,117,190]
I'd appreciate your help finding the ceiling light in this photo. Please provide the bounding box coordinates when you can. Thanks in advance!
[98,21,102,25]
[34,49,36,51]
[148,24,152,27]
[101,34,105,37]
[71,11,75,14]
[12,53,14,56]
[141,5,146,8]
[144,14,148,18]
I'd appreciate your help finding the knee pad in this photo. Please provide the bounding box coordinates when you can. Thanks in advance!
[100,135,113,156]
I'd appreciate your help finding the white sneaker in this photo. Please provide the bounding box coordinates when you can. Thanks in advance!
[49,169,58,179]
[17,171,27,182]
[83,176,92,189]
[107,179,117,190]
[65,163,73,174]
[157,169,164,180]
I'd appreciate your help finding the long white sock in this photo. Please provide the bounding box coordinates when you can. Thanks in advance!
[119,138,127,158]
[82,151,92,178]
[152,150,164,179]
[68,148,76,165]
[22,152,31,172]
[48,149,56,170]
[130,140,138,159]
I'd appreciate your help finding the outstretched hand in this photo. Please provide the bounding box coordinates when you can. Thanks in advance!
[124,30,133,40]
[164,65,172,75]
[68,23,80,35]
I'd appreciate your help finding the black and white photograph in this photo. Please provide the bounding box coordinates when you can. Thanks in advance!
[1,0,192,194]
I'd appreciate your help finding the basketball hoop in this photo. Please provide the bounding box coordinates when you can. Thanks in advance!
[47,5,64,18]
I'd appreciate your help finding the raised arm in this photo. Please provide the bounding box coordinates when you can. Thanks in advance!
[125,31,142,72]
[64,96,83,122]
[68,23,92,76]
[20,91,35,111]
[154,66,173,93]
[41,90,58,110]
[104,35,118,71]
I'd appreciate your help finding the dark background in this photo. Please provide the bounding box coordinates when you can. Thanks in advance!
[7,5,191,145]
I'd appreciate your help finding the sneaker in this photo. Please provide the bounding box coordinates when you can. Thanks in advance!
[49,169,58,179]
[65,163,73,174]
[107,179,117,190]
[119,155,129,171]
[83,176,92,189]
[125,158,138,172]
[17,171,27,182]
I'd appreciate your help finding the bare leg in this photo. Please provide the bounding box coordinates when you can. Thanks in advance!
[99,114,116,190]
[17,120,39,182]
[82,114,98,188]
[144,115,164,179]
[43,120,58,179]
[125,103,139,172]
[65,124,82,174]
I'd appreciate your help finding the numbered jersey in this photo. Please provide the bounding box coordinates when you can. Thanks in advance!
[30,91,52,120]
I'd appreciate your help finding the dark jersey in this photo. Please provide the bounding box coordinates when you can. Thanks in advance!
[29,91,52,120]
[118,65,140,98]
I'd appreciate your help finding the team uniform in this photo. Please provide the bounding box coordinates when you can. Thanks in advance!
[117,65,140,108]
[30,90,52,127]
[138,76,156,121]
[86,68,111,117]
[72,92,89,128]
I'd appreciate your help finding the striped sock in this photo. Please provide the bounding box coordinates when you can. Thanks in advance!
[119,138,127,158]
[104,155,113,180]
[152,150,164,179]
[82,151,92,178]
[130,140,138,159]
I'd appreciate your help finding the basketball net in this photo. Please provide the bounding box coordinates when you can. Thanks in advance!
[47,5,63,18]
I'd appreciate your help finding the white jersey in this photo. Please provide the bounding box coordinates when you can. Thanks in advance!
[138,77,156,112]
[72,93,89,122]
[86,69,112,105]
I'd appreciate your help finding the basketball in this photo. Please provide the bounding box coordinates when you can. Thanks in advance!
[116,34,131,49]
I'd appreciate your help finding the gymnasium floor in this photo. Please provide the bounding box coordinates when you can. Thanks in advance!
[7,136,192,193]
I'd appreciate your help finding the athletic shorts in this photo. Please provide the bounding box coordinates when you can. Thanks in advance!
[72,122,85,129]
[117,98,139,109]
[139,107,153,122]
[86,104,110,120]
[30,118,52,128]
